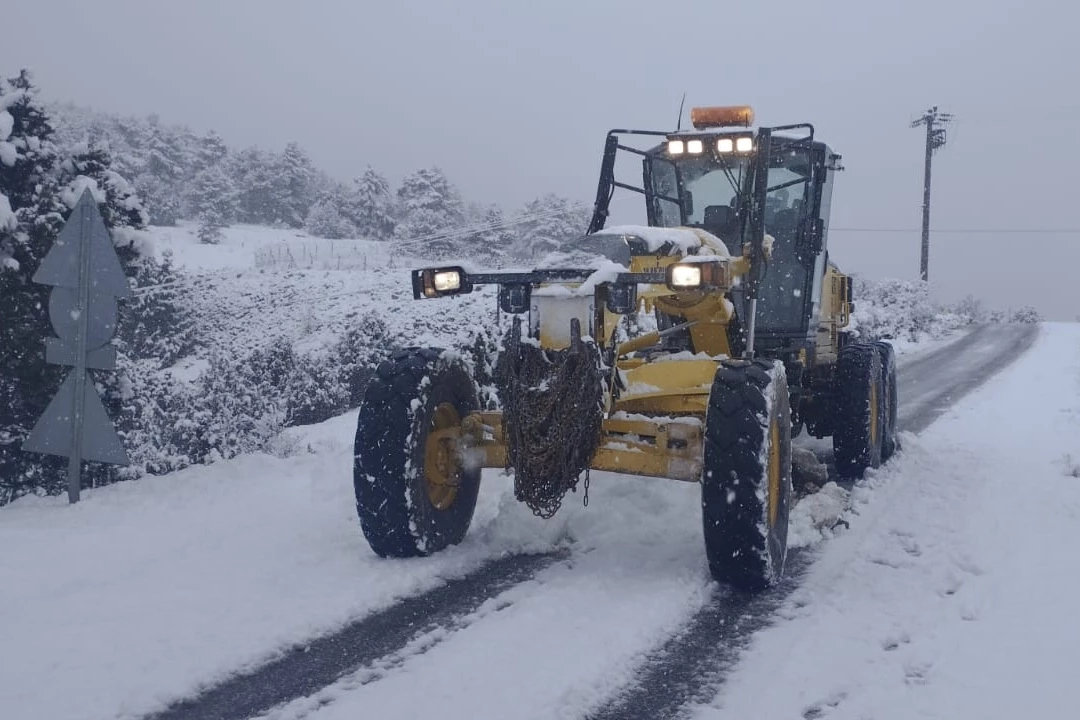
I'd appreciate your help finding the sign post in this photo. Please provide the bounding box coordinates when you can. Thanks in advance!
[22,189,131,502]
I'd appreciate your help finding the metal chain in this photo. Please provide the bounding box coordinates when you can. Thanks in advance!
[496,317,604,518]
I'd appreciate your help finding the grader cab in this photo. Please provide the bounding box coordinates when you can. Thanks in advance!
[353,106,898,591]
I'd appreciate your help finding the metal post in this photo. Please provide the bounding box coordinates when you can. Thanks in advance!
[68,200,91,503]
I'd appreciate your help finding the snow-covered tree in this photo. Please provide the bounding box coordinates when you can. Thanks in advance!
[189,165,237,244]
[345,167,396,239]
[463,203,513,265]
[274,142,314,228]
[514,193,588,258]
[305,196,355,239]
[196,130,228,171]
[60,142,149,230]
[395,167,465,256]
[134,172,180,226]
[230,147,276,225]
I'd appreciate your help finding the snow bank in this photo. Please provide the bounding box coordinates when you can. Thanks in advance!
[849,275,968,346]
[694,322,1080,720]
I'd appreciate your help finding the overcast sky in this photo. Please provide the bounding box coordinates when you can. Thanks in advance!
[3,0,1077,319]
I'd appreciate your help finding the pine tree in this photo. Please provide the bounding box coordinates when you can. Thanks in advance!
[514,193,588,258]
[463,203,513,265]
[230,147,276,225]
[134,172,180,226]
[60,142,149,231]
[395,167,465,257]
[274,142,314,228]
[190,165,238,244]
[197,130,228,171]
[345,167,396,239]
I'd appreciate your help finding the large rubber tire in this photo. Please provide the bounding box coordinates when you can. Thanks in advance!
[833,343,885,478]
[701,359,793,592]
[874,341,899,461]
[353,348,481,557]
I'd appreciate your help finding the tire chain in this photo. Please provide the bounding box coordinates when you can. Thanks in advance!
[495,317,604,518]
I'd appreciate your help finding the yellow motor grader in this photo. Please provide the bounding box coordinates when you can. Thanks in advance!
[353,106,897,591]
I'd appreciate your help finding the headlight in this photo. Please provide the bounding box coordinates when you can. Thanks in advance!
[668,264,702,289]
[413,266,472,299]
[686,139,704,154]
[665,261,729,291]
[735,136,754,152]
[668,140,685,155]
[716,138,734,153]
[433,270,461,292]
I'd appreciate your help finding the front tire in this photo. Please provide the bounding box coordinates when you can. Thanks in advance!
[353,348,481,557]
[701,359,793,592]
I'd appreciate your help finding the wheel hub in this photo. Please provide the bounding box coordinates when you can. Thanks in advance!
[424,403,464,511]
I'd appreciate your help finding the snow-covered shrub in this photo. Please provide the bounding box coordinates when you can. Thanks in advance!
[335,315,393,407]
[305,197,355,240]
[950,294,987,325]
[1010,306,1042,324]
[850,276,968,343]
[287,350,350,427]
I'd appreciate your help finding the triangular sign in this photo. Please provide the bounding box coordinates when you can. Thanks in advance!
[22,370,130,465]
[32,189,131,297]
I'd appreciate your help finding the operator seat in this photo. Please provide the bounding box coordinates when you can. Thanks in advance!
[702,205,740,254]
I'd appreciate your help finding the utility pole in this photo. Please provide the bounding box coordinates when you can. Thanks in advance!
[911,106,952,282]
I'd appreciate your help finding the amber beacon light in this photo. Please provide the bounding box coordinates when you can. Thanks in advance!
[690,105,755,129]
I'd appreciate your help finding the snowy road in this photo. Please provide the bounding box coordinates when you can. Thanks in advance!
[166,325,1034,720]
[1,323,1051,720]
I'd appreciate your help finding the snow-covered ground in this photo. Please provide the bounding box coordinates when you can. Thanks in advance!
[3,322,1075,720]
[694,322,1080,719]
[2,223,1061,720]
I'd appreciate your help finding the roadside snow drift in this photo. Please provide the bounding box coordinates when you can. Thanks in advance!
[694,322,1080,719]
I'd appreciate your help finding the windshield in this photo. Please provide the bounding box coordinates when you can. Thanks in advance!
[647,153,750,253]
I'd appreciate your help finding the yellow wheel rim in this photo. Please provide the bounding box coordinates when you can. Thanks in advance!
[423,403,463,511]
[767,417,781,527]
[869,378,880,449]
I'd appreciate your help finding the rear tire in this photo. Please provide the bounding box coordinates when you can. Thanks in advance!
[874,341,899,460]
[353,348,481,557]
[701,359,792,592]
[833,343,885,477]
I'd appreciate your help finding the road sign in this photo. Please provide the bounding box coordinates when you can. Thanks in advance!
[22,188,132,503]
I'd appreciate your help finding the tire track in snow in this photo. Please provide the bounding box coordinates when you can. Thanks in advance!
[585,323,1038,720]
[141,550,564,720]
[584,551,813,720]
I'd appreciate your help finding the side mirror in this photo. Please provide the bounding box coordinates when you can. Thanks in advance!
[682,190,694,219]
[499,283,531,314]
[605,282,637,314]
